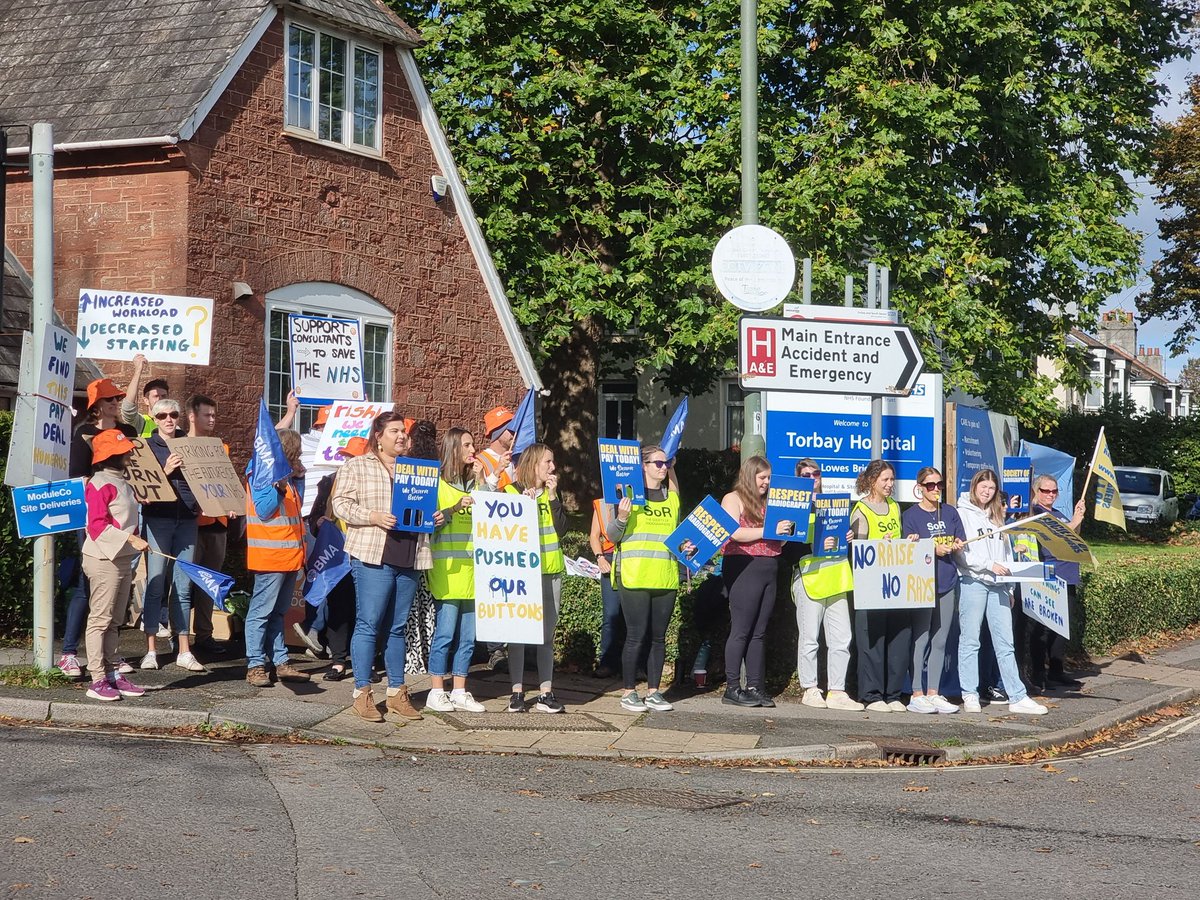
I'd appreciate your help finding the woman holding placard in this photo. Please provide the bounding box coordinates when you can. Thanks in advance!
[140,398,205,674]
[425,427,487,713]
[332,412,424,724]
[955,469,1047,715]
[609,444,680,713]
[849,459,910,712]
[720,456,783,708]
[901,466,965,714]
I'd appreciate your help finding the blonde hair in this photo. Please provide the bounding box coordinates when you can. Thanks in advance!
[515,443,552,489]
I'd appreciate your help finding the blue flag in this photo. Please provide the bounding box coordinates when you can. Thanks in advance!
[661,397,689,460]
[176,559,235,613]
[511,388,537,458]
[1019,439,1076,520]
[304,519,351,607]
[249,397,292,492]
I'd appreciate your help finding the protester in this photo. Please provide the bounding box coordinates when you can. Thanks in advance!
[1026,474,1087,691]
[120,353,184,437]
[82,430,150,701]
[791,459,864,711]
[608,445,680,713]
[186,394,232,653]
[720,456,782,708]
[331,412,424,723]
[476,406,515,672]
[58,378,139,679]
[504,443,566,713]
[306,436,368,681]
[405,420,439,675]
[425,427,487,713]
[589,497,623,679]
[850,459,911,712]
[244,429,312,687]
[901,466,965,714]
[956,469,1047,715]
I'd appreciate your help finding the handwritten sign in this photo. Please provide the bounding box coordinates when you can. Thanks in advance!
[165,437,247,516]
[1021,576,1071,639]
[288,315,364,402]
[598,439,645,505]
[1003,456,1032,515]
[665,495,739,575]
[314,401,393,466]
[473,493,545,643]
[812,493,852,557]
[125,437,176,503]
[391,457,439,533]
[76,289,213,364]
[32,326,77,482]
[851,538,936,610]
[762,474,815,542]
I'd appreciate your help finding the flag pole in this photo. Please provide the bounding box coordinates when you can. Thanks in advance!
[1079,426,1104,504]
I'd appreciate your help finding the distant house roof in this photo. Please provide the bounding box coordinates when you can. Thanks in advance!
[0,0,420,150]
[1068,329,1171,386]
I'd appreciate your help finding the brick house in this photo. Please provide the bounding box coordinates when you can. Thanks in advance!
[1,0,539,461]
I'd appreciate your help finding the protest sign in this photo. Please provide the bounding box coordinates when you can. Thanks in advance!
[31,326,77,482]
[762,475,815,542]
[598,439,645,505]
[314,401,394,466]
[1018,514,1095,567]
[76,289,213,364]
[288,314,364,402]
[473,493,545,643]
[125,437,176,503]
[813,493,852,557]
[391,457,439,533]
[851,538,936,610]
[1021,576,1071,639]
[1002,456,1032,515]
[665,496,739,575]
[996,560,1054,583]
[165,437,247,517]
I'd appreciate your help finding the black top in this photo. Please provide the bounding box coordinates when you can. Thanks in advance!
[70,421,138,478]
[143,432,201,519]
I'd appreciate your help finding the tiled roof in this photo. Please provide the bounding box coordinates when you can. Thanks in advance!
[1068,329,1171,385]
[284,0,421,46]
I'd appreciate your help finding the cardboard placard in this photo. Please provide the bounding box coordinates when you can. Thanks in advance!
[812,493,852,557]
[851,538,936,610]
[473,493,545,644]
[288,314,364,402]
[165,437,247,516]
[313,401,394,467]
[125,437,176,503]
[1021,577,1071,639]
[76,289,213,364]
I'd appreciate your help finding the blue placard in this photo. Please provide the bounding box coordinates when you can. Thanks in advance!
[598,439,646,505]
[812,493,852,557]
[12,478,88,539]
[391,457,439,533]
[1002,456,1033,516]
[762,475,815,542]
[665,495,739,575]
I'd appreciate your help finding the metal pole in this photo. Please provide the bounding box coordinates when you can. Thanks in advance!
[868,264,882,461]
[844,275,853,306]
[802,257,811,304]
[739,0,764,461]
[30,123,56,670]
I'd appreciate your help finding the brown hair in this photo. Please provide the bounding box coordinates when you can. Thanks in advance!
[640,444,664,464]
[969,468,1006,525]
[440,427,474,487]
[794,458,820,476]
[855,459,895,497]
[515,443,552,489]
[368,411,407,459]
[733,455,771,526]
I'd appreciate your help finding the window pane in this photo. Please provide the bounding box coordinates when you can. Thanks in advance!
[363,323,388,402]
[286,26,315,130]
[353,48,380,148]
[319,34,347,143]
[267,310,292,422]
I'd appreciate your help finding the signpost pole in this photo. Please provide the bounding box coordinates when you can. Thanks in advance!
[31,123,55,670]
[738,0,765,461]
[868,265,883,462]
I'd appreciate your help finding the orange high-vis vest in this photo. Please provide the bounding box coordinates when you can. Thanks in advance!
[245,481,305,572]
[592,498,615,554]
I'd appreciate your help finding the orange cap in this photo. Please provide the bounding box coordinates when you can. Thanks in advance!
[484,406,514,437]
[314,407,330,427]
[337,436,369,458]
[91,428,135,465]
[86,378,125,410]
[403,417,416,433]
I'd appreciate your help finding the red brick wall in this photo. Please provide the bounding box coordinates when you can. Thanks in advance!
[182,16,527,462]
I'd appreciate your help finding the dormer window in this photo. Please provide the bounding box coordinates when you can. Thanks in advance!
[285,21,381,152]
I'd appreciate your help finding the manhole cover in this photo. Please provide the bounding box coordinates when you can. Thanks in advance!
[578,788,746,810]
[439,712,618,733]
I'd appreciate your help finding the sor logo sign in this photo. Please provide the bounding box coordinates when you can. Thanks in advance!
[744,327,776,377]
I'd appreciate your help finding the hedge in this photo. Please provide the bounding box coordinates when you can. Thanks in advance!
[1077,555,1200,655]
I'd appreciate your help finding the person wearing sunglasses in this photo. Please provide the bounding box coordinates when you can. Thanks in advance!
[901,467,965,713]
[139,398,206,673]
[1026,475,1087,691]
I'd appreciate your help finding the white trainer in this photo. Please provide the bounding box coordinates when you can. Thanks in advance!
[962,694,982,713]
[1009,696,1048,716]
[450,691,486,713]
[866,700,891,712]
[801,687,827,709]
[424,689,455,712]
[139,651,159,670]
[928,694,959,714]
[825,691,865,711]
[174,652,207,673]
[906,695,936,714]
[886,700,907,713]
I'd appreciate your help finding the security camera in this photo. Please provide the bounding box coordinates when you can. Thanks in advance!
[430,175,449,201]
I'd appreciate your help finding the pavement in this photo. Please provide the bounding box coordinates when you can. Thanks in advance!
[2,631,1199,763]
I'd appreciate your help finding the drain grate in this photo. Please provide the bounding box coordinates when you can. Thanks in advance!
[439,712,618,733]
[578,788,746,810]
[853,736,946,765]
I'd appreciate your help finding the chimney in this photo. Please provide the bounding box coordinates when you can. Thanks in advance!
[1138,344,1165,376]
[1099,309,1137,356]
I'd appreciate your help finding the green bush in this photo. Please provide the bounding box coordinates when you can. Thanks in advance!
[0,412,35,636]
[1078,554,1200,654]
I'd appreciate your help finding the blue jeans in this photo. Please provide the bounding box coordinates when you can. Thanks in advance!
[62,531,90,655]
[428,599,476,678]
[245,570,299,670]
[597,568,624,671]
[143,516,198,637]
[350,559,419,689]
[958,577,1027,703]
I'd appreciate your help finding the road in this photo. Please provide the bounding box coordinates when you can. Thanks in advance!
[2,715,1197,899]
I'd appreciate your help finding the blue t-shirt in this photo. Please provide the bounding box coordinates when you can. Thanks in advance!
[902,503,966,592]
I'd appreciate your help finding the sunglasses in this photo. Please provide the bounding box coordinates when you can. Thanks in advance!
[922,480,943,489]
[647,460,668,469]
[154,411,180,420]
[1038,488,1059,495]
[799,469,819,478]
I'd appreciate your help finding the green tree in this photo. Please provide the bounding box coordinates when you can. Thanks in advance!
[1178,356,1200,395]
[393,0,1193,507]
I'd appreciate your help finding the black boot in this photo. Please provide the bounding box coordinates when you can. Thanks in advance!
[1047,660,1082,689]
[722,684,761,707]
[743,686,776,708]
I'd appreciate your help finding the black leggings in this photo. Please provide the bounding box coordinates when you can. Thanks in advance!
[619,588,676,690]
[723,555,778,690]
[323,576,356,666]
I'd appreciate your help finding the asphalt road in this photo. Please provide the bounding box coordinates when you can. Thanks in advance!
[2,715,1197,900]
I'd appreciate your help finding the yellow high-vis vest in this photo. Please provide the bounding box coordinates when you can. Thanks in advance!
[615,491,680,591]
[429,480,474,600]
[505,484,564,575]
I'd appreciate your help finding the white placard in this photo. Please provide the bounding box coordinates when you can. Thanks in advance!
[1021,577,1071,640]
[313,401,394,467]
[472,492,545,644]
[711,224,796,311]
[851,538,936,610]
[288,315,364,402]
[76,289,213,364]
[996,560,1054,583]
[32,326,77,482]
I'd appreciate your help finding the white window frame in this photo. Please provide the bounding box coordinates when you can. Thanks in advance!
[264,283,393,431]
[599,381,638,440]
[284,18,383,154]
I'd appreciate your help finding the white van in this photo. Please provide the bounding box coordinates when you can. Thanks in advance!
[1114,467,1179,525]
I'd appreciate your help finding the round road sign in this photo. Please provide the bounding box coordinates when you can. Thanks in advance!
[711,224,795,312]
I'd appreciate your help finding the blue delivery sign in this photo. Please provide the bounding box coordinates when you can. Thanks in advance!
[11,478,88,539]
